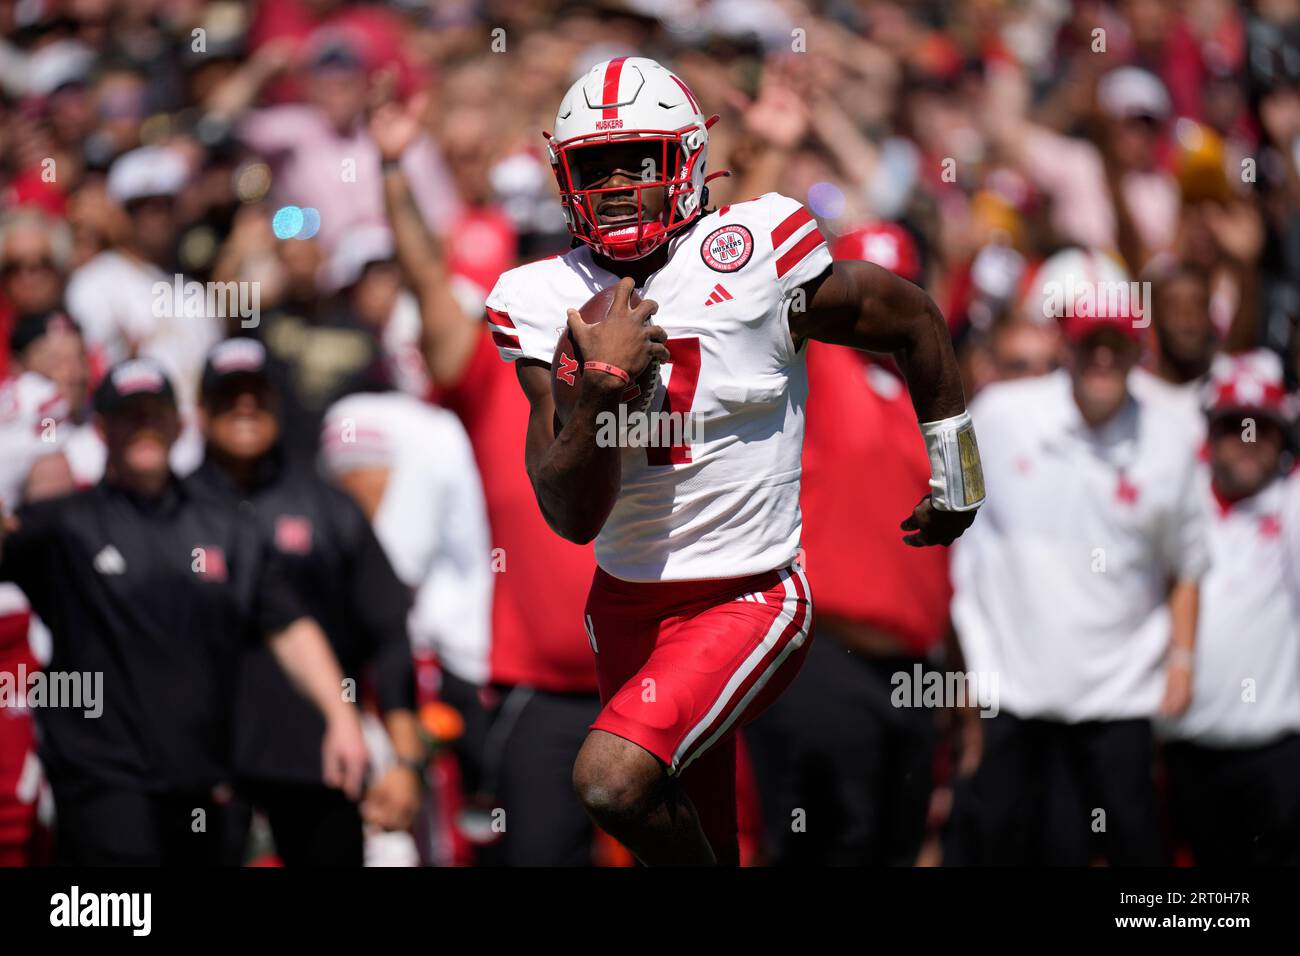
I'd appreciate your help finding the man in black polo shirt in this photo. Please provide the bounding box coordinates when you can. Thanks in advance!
[0,357,368,865]
[190,339,422,866]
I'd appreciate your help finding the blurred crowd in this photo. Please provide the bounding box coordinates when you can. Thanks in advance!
[1,0,1299,867]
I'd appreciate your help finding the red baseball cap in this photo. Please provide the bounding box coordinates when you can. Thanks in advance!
[831,222,921,284]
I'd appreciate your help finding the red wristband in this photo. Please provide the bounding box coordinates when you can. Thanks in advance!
[583,361,632,385]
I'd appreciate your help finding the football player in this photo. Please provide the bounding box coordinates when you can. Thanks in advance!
[493,57,984,865]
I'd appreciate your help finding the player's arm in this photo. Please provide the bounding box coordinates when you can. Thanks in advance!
[1159,579,1198,717]
[265,617,369,800]
[791,259,983,546]
[373,93,480,386]
[516,279,668,544]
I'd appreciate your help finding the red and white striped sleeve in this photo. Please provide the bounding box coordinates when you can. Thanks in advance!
[764,193,832,297]
[483,272,526,363]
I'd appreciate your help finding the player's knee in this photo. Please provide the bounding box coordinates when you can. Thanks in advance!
[572,741,658,826]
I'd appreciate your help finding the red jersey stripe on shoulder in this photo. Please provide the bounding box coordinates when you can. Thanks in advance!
[772,206,814,248]
[602,57,628,120]
[486,307,515,330]
[775,228,826,280]
[491,330,521,350]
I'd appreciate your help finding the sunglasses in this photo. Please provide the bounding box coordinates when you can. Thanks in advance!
[1,257,56,276]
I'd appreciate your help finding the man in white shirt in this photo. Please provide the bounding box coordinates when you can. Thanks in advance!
[949,302,1206,865]
[1160,350,1300,865]
[64,145,217,473]
[319,390,493,865]
[320,391,492,689]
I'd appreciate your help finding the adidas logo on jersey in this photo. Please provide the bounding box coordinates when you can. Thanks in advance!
[704,283,733,306]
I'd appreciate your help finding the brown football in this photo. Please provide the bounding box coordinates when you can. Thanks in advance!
[551,284,659,426]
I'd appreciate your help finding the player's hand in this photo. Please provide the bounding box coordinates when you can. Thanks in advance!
[368,69,428,163]
[1158,660,1193,718]
[900,495,977,547]
[361,765,422,831]
[566,277,668,386]
[321,710,370,801]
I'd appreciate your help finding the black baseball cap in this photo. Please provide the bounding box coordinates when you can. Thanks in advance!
[199,338,272,402]
[93,358,176,415]
[9,308,81,357]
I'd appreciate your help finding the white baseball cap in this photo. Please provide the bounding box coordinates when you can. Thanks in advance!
[24,40,95,97]
[1097,67,1170,121]
[107,146,190,204]
[323,223,395,292]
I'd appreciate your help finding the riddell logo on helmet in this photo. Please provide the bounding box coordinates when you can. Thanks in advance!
[594,119,624,130]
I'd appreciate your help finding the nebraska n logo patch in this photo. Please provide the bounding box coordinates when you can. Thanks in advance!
[700,225,754,273]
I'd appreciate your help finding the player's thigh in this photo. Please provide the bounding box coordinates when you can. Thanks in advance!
[600,567,813,777]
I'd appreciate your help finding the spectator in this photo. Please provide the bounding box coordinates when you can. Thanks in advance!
[65,144,217,472]
[0,333,73,867]
[0,209,72,378]
[7,309,98,487]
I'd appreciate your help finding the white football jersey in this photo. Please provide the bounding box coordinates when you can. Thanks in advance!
[487,192,832,582]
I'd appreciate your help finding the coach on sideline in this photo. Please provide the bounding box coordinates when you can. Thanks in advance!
[189,339,423,866]
[1161,351,1300,865]
[0,357,368,865]
[947,288,1207,866]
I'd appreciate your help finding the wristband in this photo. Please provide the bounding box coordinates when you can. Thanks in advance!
[1165,647,1194,670]
[920,410,985,512]
[380,157,403,175]
[584,361,632,385]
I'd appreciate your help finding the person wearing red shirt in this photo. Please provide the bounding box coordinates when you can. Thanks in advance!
[744,223,952,865]
[373,98,602,866]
